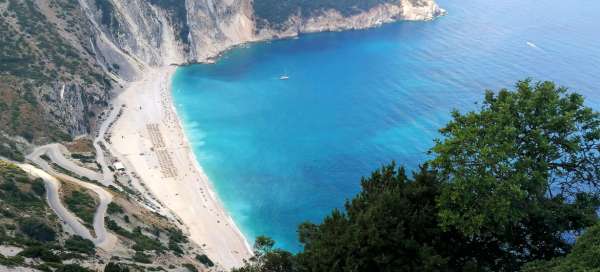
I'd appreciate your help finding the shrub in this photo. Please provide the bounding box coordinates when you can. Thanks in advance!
[195,254,214,267]
[168,239,183,256]
[107,202,123,214]
[56,264,91,272]
[0,180,19,192]
[31,178,46,196]
[182,263,197,272]
[19,245,62,263]
[132,251,151,264]
[167,227,187,255]
[0,253,25,266]
[104,262,130,272]
[65,190,96,225]
[19,218,56,242]
[65,235,96,255]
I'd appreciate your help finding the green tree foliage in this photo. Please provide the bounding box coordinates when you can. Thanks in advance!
[431,80,600,267]
[0,254,25,267]
[31,178,46,196]
[105,218,164,252]
[104,263,130,272]
[65,235,96,255]
[19,218,56,242]
[233,236,294,272]
[523,222,600,272]
[18,245,62,263]
[432,80,600,235]
[107,202,124,214]
[195,254,214,268]
[296,165,454,271]
[65,190,97,226]
[56,264,92,272]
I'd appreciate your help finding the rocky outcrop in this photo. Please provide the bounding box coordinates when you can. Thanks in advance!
[257,0,445,39]
[78,0,257,69]
[80,0,444,70]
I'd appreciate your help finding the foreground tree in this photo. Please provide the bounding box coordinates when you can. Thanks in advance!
[233,236,294,272]
[432,80,600,267]
[295,165,475,272]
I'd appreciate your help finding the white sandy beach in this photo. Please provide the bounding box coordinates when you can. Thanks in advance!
[109,67,253,269]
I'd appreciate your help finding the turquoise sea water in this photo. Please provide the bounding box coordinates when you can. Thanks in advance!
[172,0,600,251]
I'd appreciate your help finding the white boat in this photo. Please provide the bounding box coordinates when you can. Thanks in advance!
[279,75,289,80]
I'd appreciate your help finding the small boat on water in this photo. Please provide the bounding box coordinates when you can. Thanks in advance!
[279,75,290,80]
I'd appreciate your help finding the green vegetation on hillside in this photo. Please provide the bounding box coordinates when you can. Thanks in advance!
[65,235,96,255]
[0,160,211,271]
[104,262,131,272]
[195,254,214,268]
[106,219,164,252]
[0,160,98,270]
[252,0,402,28]
[232,80,600,272]
[64,189,98,227]
[0,161,58,244]
[0,0,111,158]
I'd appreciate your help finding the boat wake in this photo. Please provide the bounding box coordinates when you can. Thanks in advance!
[527,41,538,49]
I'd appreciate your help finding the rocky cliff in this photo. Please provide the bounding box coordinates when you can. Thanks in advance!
[0,0,112,160]
[256,0,445,39]
[83,0,445,70]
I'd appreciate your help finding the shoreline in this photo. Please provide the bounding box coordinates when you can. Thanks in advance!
[108,66,253,269]
[168,69,255,255]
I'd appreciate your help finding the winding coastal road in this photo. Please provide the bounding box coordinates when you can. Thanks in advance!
[29,144,103,182]
[17,164,95,241]
[23,144,116,250]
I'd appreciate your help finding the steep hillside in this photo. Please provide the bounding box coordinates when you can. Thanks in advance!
[0,160,215,271]
[0,0,113,161]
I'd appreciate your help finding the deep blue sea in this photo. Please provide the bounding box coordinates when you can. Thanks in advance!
[172,0,600,251]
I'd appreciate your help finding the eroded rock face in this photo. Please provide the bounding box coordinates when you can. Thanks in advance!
[80,0,444,68]
[78,0,256,68]
[257,0,445,38]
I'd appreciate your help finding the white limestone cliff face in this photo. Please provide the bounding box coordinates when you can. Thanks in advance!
[78,0,256,70]
[79,0,444,71]
[185,0,256,61]
[399,0,447,21]
[257,0,446,38]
